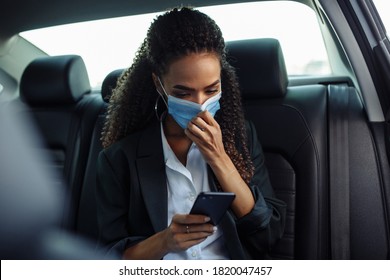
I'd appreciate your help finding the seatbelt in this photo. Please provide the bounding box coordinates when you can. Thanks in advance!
[328,84,351,259]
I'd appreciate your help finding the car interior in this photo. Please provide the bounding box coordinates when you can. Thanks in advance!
[1,0,390,260]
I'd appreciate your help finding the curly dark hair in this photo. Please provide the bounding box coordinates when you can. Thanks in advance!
[101,7,254,184]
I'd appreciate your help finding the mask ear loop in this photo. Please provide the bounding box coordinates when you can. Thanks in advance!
[156,77,169,107]
[155,77,169,121]
[154,95,166,122]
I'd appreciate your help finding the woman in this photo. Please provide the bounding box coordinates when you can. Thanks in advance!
[97,7,285,260]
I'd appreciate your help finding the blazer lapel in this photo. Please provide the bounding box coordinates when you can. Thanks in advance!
[136,121,168,233]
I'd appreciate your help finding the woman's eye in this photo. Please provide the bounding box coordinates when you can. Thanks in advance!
[206,89,219,94]
[173,92,190,98]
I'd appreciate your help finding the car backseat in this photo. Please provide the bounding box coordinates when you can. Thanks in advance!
[75,69,122,240]
[18,39,389,260]
[19,55,105,231]
[18,57,122,243]
[227,38,329,259]
[226,38,389,260]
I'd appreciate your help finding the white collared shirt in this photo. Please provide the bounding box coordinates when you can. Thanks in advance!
[160,123,229,260]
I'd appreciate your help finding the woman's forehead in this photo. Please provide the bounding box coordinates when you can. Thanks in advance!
[163,52,221,87]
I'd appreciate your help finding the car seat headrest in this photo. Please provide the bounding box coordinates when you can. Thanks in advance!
[101,39,288,102]
[20,55,91,106]
[226,38,288,99]
[101,69,124,103]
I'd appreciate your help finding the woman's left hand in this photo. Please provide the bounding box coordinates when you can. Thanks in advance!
[184,110,228,167]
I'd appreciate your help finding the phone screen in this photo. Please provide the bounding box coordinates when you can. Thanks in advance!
[189,192,235,225]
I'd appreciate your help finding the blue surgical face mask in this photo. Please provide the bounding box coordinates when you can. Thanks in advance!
[157,77,222,129]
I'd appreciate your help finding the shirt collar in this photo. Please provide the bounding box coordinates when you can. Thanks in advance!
[160,122,197,173]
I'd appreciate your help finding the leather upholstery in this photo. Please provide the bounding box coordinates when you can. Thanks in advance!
[76,69,120,242]
[227,38,288,99]
[227,38,329,259]
[20,55,91,106]
[19,55,104,231]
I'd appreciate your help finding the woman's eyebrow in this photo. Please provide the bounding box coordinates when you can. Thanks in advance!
[172,79,221,91]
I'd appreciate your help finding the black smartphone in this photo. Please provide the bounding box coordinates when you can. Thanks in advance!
[189,192,236,225]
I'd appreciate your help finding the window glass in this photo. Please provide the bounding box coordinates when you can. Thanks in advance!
[21,1,330,89]
[372,0,390,34]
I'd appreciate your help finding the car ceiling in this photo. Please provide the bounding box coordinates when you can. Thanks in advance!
[1,0,312,38]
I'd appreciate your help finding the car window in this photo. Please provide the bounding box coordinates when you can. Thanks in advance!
[373,0,390,33]
[20,1,330,89]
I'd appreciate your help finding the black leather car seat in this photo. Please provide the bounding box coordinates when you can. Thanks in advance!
[227,38,390,260]
[75,68,125,243]
[226,38,329,259]
[19,55,105,231]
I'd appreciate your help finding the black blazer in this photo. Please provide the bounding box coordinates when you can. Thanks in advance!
[96,119,286,259]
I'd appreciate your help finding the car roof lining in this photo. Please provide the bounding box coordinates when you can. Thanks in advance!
[0,0,313,38]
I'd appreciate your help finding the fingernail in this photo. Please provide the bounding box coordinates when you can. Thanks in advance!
[205,217,211,222]
[213,226,218,232]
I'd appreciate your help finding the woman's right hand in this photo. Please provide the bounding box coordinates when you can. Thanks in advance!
[162,214,216,253]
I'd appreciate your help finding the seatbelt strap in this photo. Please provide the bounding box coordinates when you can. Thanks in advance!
[328,84,351,259]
